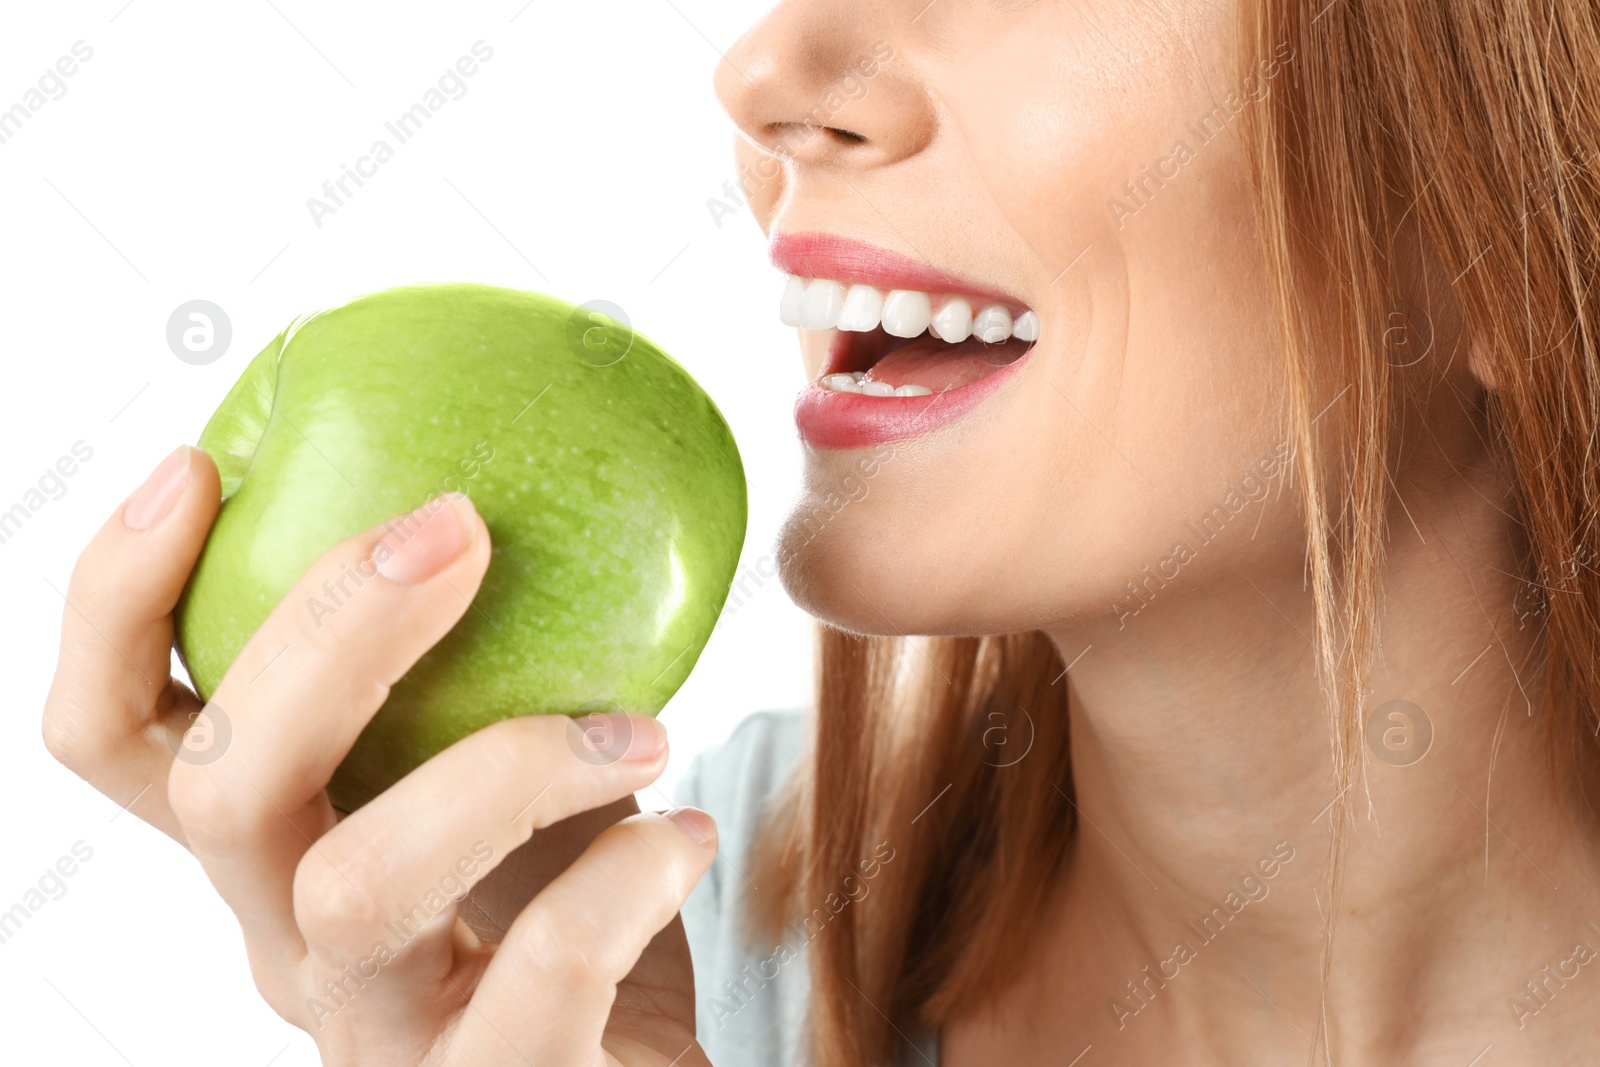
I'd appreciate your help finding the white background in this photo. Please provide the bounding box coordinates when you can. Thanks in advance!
[0,1,807,1062]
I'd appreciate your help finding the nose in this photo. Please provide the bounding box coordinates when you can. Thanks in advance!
[714,1,933,170]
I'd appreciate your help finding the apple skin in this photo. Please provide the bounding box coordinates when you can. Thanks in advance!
[175,283,746,810]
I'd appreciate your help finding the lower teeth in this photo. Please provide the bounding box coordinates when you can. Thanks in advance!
[820,373,934,397]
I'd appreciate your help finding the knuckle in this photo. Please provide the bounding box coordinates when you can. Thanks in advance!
[291,540,389,637]
[245,957,304,1027]
[233,605,389,713]
[41,711,96,776]
[293,852,381,944]
[639,817,710,886]
[623,822,678,878]
[477,718,556,784]
[166,761,267,850]
[265,577,394,688]
[246,557,376,677]
[283,596,361,672]
[43,626,161,781]
[514,905,610,993]
[65,551,118,620]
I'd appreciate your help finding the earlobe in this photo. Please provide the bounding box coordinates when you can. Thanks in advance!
[1466,333,1499,392]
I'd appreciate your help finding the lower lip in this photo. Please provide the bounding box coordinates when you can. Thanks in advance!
[792,348,1032,450]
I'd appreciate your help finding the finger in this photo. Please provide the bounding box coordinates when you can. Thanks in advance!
[287,799,644,1054]
[43,445,221,839]
[447,808,717,1065]
[292,713,669,967]
[462,795,640,944]
[166,492,491,957]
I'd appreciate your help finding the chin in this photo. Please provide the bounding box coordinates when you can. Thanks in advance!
[773,492,1016,638]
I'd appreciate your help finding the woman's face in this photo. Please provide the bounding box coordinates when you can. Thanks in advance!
[717,0,1306,638]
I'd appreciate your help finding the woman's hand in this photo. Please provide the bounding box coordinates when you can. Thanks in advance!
[42,445,717,1066]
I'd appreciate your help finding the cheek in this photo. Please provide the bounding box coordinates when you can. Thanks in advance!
[940,4,1203,272]
[943,0,1260,321]
[972,112,1105,276]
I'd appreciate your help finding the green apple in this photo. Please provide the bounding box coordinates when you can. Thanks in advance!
[175,283,746,810]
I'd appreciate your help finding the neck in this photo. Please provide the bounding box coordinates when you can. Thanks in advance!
[1014,470,1600,1062]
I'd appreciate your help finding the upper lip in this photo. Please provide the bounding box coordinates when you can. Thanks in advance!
[769,231,1030,311]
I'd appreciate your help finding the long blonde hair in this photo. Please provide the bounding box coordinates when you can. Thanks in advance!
[752,2,1600,1064]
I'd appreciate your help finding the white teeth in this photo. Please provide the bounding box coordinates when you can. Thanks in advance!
[818,375,938,397]
[837,285,883,332]
[779,274,1035,350]
[930,298,973,343]
[779,275,806,327]
[1013,309,1040,343]
[973,304,1013,343]
[881,290,933,338]
[800,279,845,330]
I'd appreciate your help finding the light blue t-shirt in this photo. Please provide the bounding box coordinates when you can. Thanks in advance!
[674,709,940,1067]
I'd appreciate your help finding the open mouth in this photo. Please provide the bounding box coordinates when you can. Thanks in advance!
[779,275,1038,396]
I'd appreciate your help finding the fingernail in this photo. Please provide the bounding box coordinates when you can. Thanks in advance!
[373,492,476,584]
[124,446,192,530]
[666,806,716,847]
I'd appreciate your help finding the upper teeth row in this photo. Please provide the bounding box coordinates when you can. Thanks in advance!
[778,275,1039,344]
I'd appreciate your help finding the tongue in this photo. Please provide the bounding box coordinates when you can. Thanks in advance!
[860,335,1028,392]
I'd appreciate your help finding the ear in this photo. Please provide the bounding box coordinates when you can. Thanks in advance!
[1403,226,1494,392]
[1465,332,1499,392]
